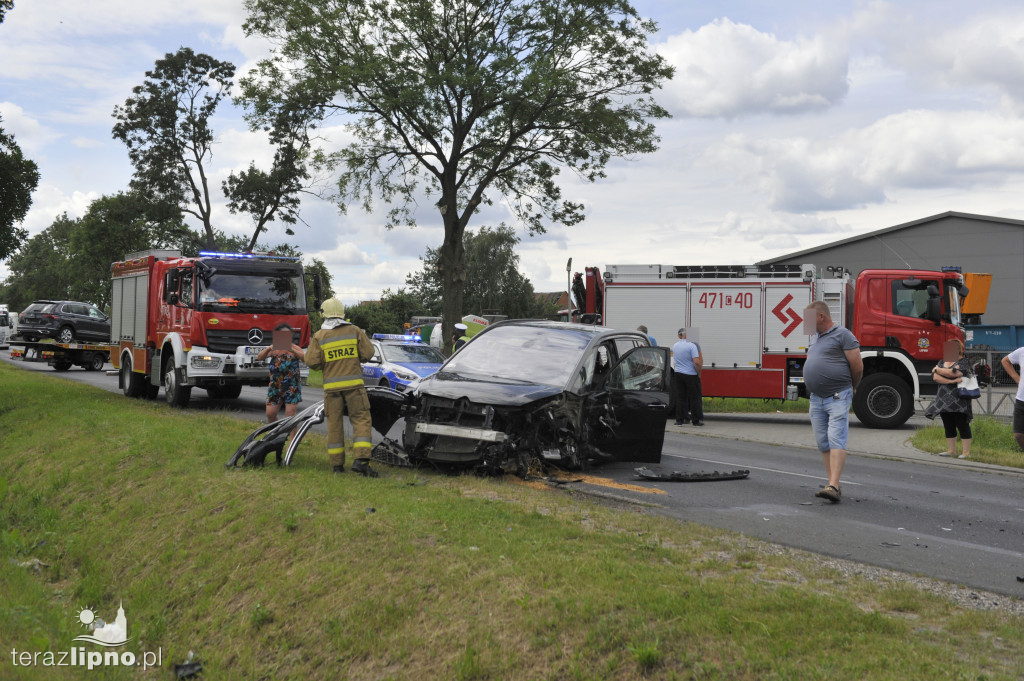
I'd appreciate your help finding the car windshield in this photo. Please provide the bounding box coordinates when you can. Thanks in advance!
[382,344,445,364]
[443,325,592,388]
[198,273,306,314]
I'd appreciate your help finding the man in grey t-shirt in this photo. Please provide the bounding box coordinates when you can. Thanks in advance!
[802,301,863,503]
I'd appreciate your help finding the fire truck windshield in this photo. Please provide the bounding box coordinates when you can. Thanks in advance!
[198,272,306,314]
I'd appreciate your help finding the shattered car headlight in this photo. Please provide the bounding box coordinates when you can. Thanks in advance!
[392,368,418,382]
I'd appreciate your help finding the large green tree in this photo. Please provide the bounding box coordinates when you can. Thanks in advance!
[70,193,191,308]
[112,48,309,251]
[0,214,78,310]
[241,0,673,346]
[406,224,551,318]
[345,289,427,337]
[0,119,41,261]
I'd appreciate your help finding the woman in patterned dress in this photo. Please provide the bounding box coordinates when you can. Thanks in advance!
[256,323,306,425]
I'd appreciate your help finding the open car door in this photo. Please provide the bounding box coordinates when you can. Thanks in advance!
[586,346,672,463]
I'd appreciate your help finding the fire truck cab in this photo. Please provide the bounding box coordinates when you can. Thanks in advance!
[110,249,311,407]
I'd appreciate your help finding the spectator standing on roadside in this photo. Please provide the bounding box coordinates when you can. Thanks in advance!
[671,328,703,426]
[802,301,862,504]
[637,325,657,346]
[925,338,974,459]
[1000,348,1024,451]
[256,323,305,426]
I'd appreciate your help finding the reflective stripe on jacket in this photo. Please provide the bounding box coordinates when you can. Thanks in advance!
[305,324,375,392]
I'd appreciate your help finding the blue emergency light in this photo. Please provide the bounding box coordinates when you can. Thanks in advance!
[373,333,422,342]
[198,251,301,261]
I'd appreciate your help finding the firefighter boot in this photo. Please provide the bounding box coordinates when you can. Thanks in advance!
[332,464,345,474]
[351,458,378,478]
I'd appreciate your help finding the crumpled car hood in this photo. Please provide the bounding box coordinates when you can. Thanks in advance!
[416,371,565,407]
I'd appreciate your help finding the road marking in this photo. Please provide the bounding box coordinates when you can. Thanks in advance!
[662,452,862,487]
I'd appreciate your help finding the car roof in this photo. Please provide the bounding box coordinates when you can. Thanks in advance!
[483,319,647,342]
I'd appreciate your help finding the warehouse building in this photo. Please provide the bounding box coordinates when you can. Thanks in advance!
[757,211,1024,325]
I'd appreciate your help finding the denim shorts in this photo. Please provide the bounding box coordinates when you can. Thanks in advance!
[809,387,853,452]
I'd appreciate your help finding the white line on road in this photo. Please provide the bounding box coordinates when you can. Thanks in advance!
[662,452,863,487]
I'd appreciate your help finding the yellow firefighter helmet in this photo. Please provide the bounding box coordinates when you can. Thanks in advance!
[320,297,345,318]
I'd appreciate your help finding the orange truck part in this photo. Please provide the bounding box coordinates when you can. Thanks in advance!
[962,272,992,315]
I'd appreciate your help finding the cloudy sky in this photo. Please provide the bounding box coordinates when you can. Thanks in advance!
[3,0,1024,303]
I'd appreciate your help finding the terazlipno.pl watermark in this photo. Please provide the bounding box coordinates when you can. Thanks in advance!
[9,646,162,671]
[8,601,162,672]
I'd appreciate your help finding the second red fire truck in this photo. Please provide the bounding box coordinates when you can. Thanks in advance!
[597,263,969,428]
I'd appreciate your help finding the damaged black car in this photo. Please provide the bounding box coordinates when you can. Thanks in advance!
[366,320,672,475]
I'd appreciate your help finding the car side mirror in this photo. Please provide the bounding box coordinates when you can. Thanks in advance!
[925,297,941,324]
[367,356,381,364]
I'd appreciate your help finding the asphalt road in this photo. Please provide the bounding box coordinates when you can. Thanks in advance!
[583,430,1024,598]
[5,349,1023,597]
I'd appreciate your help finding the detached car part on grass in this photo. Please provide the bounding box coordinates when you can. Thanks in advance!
[226,402,325,468]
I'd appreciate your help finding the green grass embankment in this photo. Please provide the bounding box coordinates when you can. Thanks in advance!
[911,415,1024,467]
[1,364,1022,680]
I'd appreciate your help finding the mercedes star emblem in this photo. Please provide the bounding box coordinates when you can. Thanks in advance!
[247,328,264,344]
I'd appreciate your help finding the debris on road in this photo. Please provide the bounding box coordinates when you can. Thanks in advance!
[634,466,750,482]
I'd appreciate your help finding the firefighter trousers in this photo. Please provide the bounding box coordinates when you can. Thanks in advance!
[324,387,373,468]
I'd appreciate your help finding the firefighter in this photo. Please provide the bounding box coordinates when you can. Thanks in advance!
[304,298,378,476]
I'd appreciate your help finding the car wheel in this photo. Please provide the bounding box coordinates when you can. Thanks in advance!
[560,434,583,469]
[57,326,75,343]
[163,359,192,408]
[379,378,391,388]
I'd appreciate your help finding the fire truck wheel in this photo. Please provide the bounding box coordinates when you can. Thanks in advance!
[163,361,192,408]
[57,326,75,343]
[53,359,72,372]
[120,358,146,398]
[853,373,913,429]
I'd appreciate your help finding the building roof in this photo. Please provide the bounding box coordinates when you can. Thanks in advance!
[757,211,1024,265]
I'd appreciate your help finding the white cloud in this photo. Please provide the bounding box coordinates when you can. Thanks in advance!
[0,102,62,152]
[706,109,1024,212]
[316,241,377,268]
[657,18,850,117]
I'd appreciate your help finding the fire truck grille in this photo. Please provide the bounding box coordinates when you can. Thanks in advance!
[205,329,301,354]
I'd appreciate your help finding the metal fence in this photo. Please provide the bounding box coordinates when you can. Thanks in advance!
[914,350,1019,420]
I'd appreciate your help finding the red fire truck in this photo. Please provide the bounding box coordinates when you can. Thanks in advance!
[600,263,969,428]
[110,249,311,407]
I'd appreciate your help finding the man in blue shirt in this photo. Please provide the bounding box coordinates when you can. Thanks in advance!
[803,301,862,503]
[637,325,657,346]
[671,328,703,426]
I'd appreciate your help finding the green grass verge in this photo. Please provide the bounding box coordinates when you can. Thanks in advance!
[2,363,1023,680]
[704,397,810,414]
[911,415,1024,468]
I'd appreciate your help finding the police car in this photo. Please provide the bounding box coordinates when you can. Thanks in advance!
[362,334,446,391]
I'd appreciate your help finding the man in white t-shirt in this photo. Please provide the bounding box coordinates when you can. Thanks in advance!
[1000,348,1024,450]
